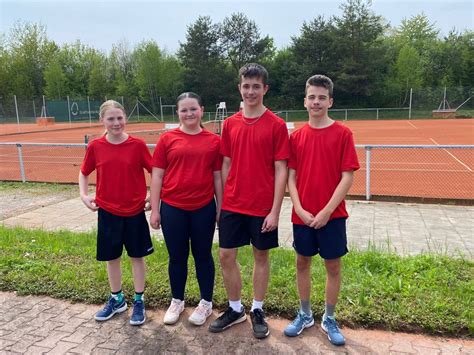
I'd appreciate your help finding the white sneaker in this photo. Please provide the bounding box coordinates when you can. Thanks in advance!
[163,299,184,325]
[188,299,213,326]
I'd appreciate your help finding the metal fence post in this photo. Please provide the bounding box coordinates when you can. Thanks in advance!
[365,146,372,200]
[345,110,348,121]
[67,96,72,126]
[14,95,20,132]
[409,88,413,119]
[16,143,26,182]
[376,108,379,120]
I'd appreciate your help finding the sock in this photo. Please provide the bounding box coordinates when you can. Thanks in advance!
[251,299,264,312]
[300,300,311,316]
[229,300,243,312]
[134,292,144,302]
[324,303,335,319]
[111,290,124,303]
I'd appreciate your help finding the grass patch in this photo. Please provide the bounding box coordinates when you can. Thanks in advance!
[0,225,472,337]
[0,181,78,195]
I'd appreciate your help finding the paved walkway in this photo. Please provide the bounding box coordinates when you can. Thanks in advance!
[2,196,473,258]
[1,192,473,353]
[1,292,473,354]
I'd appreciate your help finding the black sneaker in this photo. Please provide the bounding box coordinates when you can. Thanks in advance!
[250,309,269,339]
[208,307,246,333]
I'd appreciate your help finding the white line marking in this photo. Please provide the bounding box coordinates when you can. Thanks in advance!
[407,121,418,129]
[429,138,473,172]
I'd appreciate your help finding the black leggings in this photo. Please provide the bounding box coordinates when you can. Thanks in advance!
[160,200,216,301]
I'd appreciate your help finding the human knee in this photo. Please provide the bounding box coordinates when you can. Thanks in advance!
[219,249,237,268]
[296,255,312,272]
[325,259,341,277]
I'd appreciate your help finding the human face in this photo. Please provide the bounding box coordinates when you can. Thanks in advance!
[100,107,127,138]
[177,98,203,130]
[304,85,333,120]
[238,76,269,109]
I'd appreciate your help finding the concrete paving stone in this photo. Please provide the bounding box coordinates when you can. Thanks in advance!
[412,345,442,354]
[48,340,83,355]
[89,348,117,355]
[54,316,89,333]
[34,330,71,349]
[0,339,16,351]
[24,345,51,354]
[5,334,45,353]
[61,327,94,344]
[68,336,107,354]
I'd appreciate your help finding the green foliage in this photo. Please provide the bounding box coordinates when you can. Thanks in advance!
[0,225,472,336]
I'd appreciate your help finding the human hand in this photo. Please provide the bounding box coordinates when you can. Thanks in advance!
[144,196,151,211]
[261,211,279,233]
[150,210,161,230]
[310,209,331,229]
[81,195,99,212]
[296,207,314,226]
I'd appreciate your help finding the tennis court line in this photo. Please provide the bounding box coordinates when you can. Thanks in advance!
[406,121,418,129]
[429,138,472,172]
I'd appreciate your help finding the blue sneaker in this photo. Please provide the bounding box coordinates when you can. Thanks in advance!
[94,296,127,321]
[284,310,314,337]
[130,300,146,325]
[321,316,345,346]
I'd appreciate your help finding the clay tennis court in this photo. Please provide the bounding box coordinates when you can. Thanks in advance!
[1,119,473,200]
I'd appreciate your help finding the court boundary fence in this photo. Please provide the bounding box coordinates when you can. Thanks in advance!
[1,143,473,202]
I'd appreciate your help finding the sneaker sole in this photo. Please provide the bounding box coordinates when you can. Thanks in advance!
[253,328,270,339]
[94,304,128,321]
[188,312,212,326]
[163,310,184,325]
[208,313,247,333]
[130,315,146,326]
[284,319,315,337]
[321,321,345,346]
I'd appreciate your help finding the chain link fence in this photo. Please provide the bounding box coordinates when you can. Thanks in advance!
[1,143,472,202]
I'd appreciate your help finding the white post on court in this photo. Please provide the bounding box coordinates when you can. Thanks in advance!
[14,95,20,132]
[16,143,26,182]
[409,88,413,119]
[365,147,372,200]
[67,96,72,126]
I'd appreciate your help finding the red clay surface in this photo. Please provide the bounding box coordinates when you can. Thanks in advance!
[1,119,473,200]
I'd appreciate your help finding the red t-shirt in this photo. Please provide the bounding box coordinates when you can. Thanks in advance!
[153,128,222,211]
[81,135,153,217]
[288,121,360,225]
[220,109,290,217]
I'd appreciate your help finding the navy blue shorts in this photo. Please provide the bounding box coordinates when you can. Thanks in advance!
[292,218,348,259]
[97,208,154,261]
[218,210,279,250]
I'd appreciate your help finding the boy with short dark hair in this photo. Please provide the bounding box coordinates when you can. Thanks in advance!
[283,75,359,346]
[208,63,289,339]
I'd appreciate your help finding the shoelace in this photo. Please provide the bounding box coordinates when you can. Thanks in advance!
[291,313,305,326]
[194,304,209,316]
[169,301,182,313]
[132,301,143,316]
[325,318,339,332]
[253,309,265,324]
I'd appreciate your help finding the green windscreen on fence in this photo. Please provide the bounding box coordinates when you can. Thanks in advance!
[46,100,102,122]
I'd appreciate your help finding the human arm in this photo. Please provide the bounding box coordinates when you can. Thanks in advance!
[221,156,231,190]
[287,168,314,226]
[149,167,165,229]
[310,170,354,229]
[78,171,98,212]
[261,160,288,232]
[213,171,223,222]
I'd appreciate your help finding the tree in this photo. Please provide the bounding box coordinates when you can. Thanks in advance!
[392,45,423,105]
[178,16,234,108]
[109,40,139,98]
[219,13,275,72]
[331,0,389,105]
[44,57,68,99]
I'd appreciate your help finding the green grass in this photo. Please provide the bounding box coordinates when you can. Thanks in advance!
[0,181,79,196]
[0,225,472,337]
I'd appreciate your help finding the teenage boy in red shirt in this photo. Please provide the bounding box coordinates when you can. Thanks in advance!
[283,75,359,346]
[208,63,290,339]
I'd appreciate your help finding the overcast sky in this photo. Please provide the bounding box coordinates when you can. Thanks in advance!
[1,0,472,54]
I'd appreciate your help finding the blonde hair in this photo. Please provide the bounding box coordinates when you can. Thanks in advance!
[99,100,126,119]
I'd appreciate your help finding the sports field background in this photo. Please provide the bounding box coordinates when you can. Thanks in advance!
[0,118,473,201]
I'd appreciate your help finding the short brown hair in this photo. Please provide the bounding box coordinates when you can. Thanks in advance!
[305,74,333,97]
[239,63,269,85]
